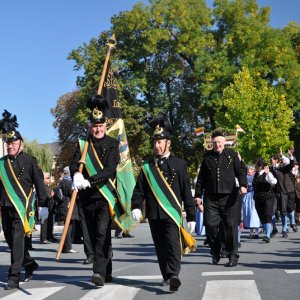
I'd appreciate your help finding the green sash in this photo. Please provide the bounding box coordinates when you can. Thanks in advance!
[0,156,35,235]
[79,139,132,233]
[142,160,197,254]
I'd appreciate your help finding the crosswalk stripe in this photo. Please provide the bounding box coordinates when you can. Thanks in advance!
[202,280,261,300]
[116,275,162,280]
[202,271,254,276]
[79,284,139,300]
[285,270,300,274]
[0,287,64,300]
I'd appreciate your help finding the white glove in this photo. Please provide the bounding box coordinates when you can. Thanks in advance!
[131,209,142,222]
[187,221,196,233]
[73,172,91,190]
[38,207,49,224]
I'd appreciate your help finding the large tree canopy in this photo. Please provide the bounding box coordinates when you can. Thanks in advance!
[52,0,300,171]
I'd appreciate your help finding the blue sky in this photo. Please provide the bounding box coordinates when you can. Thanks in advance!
[1,0,299,144]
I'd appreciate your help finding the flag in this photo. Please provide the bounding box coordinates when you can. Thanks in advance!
[235,124,245,133]
[101,63,136,232]
[194,127,204,136]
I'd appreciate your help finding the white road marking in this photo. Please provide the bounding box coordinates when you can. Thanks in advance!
[202,271,254,276]
[285,269,300,274]
[0,287,64,300]
[116,275,162,280]
[79,284,139,300]
[202,280,261,300]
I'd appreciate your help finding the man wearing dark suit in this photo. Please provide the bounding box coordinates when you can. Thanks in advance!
[70,96,119,287]
[0,110,49,290]
[131,113,196,292]
[194,131,247,267]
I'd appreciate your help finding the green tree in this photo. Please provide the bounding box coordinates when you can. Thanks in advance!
[215,68,294,162]
[24,139,54,172]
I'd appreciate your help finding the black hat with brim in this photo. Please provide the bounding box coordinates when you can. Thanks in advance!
[5,130,23,142]
[211,130,224,138]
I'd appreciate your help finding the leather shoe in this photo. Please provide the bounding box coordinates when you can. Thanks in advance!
[122,232,134,238]
[169,275,181,292]
[212,253,220,264]
[291,224,298,232]
[24,262,39,282]
[62,249,79,253]
[224,255,239,267]
[83,257,94,264]
[91,273,104,286]
[4,279,19,290]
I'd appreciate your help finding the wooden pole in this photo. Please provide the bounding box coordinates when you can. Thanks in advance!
[56,34,117,260]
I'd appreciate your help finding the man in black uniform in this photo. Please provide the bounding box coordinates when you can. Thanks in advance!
[70,95,119,287]
[194,131,247,267]
[0,110,49,290]
[131,113,196,292]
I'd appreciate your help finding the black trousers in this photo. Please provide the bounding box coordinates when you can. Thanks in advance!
[82,200,112,278]
[204,193,240,258]
[78,203,94,259]
[40,210,54,242]
[2,206,36,282]
[255,195,275,224]
[149,218,181,280]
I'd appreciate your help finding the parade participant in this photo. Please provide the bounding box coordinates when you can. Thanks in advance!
[131,112,196,292]
[270,149,296,237]
[70,95,120,287]
[243,165,261,239]
[58,167,78,253]
[252,158,277,243]
[0,110,49,290]
[194,131,247,267]
[40,172,55,244]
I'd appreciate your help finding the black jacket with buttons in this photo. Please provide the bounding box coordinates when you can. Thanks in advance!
[70,135,120,203]
[194,148,247,198]
[131,155,196,222]
[0,152,49,207]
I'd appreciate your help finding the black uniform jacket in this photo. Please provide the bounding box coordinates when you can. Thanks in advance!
[131,155,196,222]
[70,135,120,202]
[0,151,49,207]
[270,160,295,194]
[194,148,247,198]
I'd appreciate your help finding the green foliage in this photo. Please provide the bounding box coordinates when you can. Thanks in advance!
[215,68,294,162]
[24,139,54,172]
[51,0,300,173]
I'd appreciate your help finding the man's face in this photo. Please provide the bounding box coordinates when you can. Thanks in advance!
[6,140,22,157]
[154,139,170,156]
[212,136,225,153]
[91,122,106,139]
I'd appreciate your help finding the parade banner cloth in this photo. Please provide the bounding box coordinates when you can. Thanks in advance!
[101,63,136,231]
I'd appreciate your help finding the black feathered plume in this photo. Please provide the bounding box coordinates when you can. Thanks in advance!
[87,94,106,111]
[0,109,19,133]
[150,111,172,134]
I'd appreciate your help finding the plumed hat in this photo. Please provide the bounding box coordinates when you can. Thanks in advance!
[87,94,107,124]
[0,110,23,142]
[150,112,172,140]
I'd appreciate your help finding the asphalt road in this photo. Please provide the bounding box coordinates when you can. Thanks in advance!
[0,222,299,300]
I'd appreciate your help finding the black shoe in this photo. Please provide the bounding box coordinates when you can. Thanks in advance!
[4,279,19,290]
[282,231,288,238]
[105,275,113,283]
[83,257,94,265]
[212,253,220,264]
[224,255,239,267]
[91,273,104,287]
[114,233,122,239]
[291,224,298,232]
[24,262,39,282]
[122,232,134,238]
[271,228,278,238]
[262,236,270,243]
[220,249,228,258]
[169,275,181,292]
